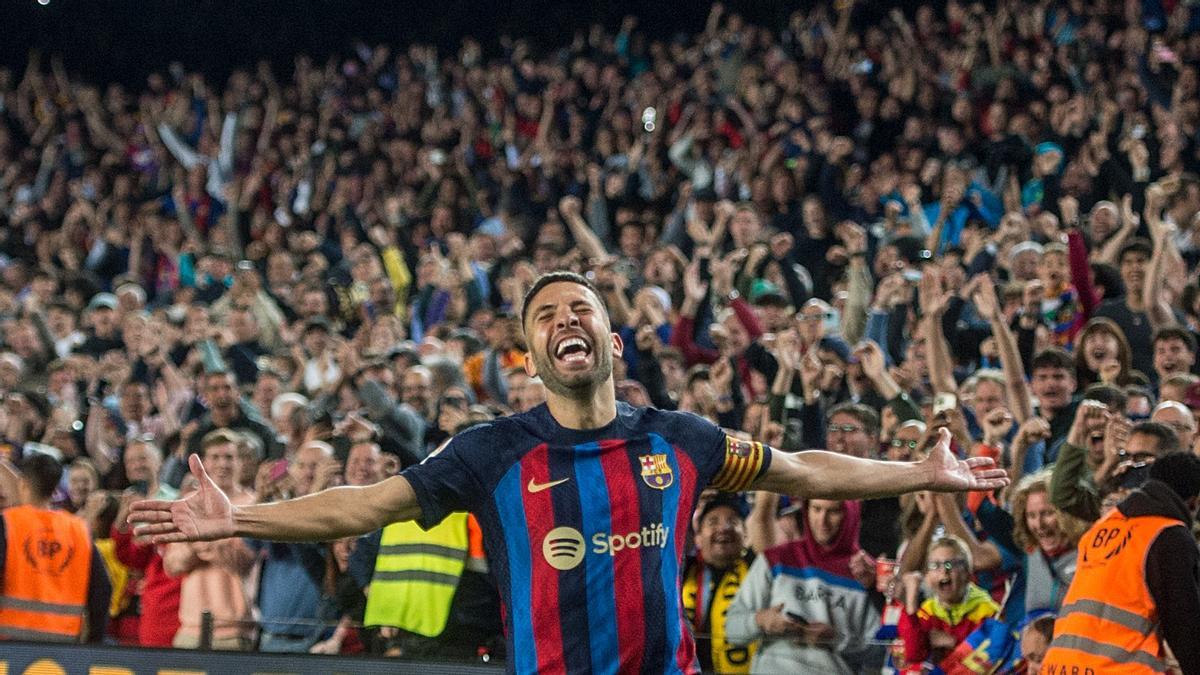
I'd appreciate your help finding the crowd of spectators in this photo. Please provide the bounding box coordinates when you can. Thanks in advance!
[1,0,1200,670]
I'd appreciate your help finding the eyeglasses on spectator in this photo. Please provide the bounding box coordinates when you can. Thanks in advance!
[926,559,969,572]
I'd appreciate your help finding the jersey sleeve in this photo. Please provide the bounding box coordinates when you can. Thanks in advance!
[399,424,492,528]
[709,435,773,492]
[675,411,773,492]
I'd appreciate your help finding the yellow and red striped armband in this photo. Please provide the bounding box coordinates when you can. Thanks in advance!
[710,436,768,492]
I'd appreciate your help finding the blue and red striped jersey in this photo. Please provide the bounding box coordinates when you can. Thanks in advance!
[402,402,771,674]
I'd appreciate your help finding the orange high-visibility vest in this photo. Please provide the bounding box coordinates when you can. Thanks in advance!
[1041,508,1180,674]
[0,505,92,642]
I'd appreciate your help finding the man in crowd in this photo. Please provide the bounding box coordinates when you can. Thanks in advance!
[248,441,335,652]
[682,493,757,673]
[183,371,281,469]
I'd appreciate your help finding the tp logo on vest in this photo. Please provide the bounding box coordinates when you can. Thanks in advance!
[21,532,76,576]
[542,524,671,571]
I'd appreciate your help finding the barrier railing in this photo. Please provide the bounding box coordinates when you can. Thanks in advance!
[0,640,505,674]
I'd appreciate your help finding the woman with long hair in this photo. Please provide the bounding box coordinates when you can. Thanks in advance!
[1074,317,1133,387]
[1003,470,1088,622]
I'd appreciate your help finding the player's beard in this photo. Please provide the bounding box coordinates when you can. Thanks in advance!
[532,337,613,400]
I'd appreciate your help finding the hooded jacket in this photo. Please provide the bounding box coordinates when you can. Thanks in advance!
[1113,480,1200,675]
[725,501,883,674]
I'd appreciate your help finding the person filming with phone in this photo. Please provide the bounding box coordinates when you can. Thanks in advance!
[726,499,884,674]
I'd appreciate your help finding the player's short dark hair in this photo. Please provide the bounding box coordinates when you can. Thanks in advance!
[1149,452,1200,502]
[826,402,880,437]
[18,452,63,501]
[1031,348,1075,374]
[1130,421,1181,456]
[1152,326,1198,354]
[520,271,605,328]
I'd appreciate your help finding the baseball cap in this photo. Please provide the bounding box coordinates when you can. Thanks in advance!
[818,336,854,364]
[696,493,749,524]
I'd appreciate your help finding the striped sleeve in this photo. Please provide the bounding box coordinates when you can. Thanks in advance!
[709,436,771,492]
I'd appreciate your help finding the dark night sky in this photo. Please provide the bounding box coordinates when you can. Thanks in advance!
[0,0,812,85]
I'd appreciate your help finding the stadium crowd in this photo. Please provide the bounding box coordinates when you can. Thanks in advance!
[1,0,1199,671]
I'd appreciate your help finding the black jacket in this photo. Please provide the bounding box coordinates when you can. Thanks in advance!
[1118,480,1200,675]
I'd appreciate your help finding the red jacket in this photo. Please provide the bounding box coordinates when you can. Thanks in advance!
[111,525,181,647]
[898,583,1000,670]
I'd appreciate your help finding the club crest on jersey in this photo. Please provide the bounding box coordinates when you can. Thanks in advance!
[639,453,674,489]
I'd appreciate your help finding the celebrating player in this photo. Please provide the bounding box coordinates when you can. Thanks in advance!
[130,271,1007,674]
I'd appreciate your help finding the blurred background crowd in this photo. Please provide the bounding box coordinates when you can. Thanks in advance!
[1,0,1200,671]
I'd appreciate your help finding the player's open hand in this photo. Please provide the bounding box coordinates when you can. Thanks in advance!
[921,428,1009,493]
[128,454,235,543]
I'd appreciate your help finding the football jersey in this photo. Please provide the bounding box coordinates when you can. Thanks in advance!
[401,402,772,674]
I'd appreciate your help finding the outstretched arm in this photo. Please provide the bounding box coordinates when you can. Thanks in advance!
[751,428,1008,499]
[130,454,421,543]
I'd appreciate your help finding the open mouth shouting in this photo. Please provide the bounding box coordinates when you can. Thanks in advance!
[551,332,594,370]
[931,571,960,598]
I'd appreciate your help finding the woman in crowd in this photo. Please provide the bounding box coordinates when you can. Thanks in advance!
[987,470,1087,623]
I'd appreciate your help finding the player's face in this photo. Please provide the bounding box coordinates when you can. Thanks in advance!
[524,282,622,398]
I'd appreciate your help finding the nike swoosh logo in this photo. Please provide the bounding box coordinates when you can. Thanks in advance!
[527,477,570,493]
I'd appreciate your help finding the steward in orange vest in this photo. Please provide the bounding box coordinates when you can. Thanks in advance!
[1042,453,1200,675]
[0,453,111,643]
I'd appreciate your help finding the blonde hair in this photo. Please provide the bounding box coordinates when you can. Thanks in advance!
[928,535,973,571]
[1010,469,1088,552]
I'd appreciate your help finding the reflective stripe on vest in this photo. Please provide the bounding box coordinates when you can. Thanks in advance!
[1042,509,1179,675]
[0,506,92,642]
[363,512,469,637]
[1048,634,1167,671]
